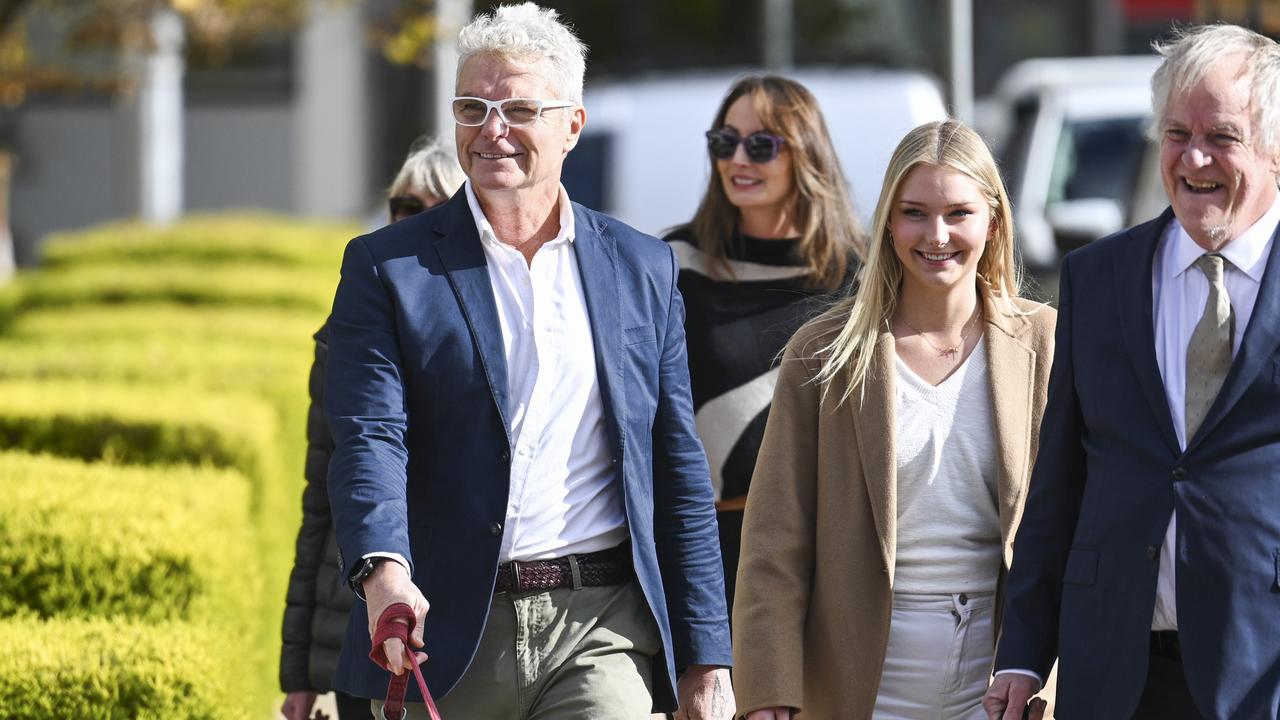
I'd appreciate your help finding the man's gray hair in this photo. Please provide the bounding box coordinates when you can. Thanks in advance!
[456,3,587,104]
[1149,23,1280,155]
[389,135,466,201]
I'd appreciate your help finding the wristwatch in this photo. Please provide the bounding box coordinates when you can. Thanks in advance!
[349,557,385,592]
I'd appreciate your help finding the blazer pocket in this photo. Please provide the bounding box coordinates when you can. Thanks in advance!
[1063,547,1098,586]
[623,324,657,346]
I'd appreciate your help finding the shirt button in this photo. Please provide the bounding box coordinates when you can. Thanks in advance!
[1146,545,1159,560]
[489,521,503,537]
[958,593,968,605]
[1172,466,1187,480]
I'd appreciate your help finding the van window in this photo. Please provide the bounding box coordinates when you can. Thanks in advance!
[1048,116,1148,207]
[561,133,613,212]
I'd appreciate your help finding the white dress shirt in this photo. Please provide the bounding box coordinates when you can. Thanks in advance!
[464,181,628,563]
[1149,196,1279,630]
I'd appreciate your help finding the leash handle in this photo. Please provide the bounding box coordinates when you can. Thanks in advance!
[369,602,443,720]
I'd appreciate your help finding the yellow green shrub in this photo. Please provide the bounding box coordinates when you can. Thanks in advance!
[0,617,247,719]
[40,214,355,271]
[11,262,337,313]
[0,452,253,622]
[0,381,278,508]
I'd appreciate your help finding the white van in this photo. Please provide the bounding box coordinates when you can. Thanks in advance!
[976,56,1166,296]
[562,68,949,236]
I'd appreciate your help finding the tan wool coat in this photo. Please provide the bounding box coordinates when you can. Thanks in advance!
[732,295,1056,719]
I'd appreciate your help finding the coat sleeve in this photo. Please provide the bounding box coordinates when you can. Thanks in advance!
[279,323,334,693]
[651,244,734,670]
[324,237,413,579]
[732,338,822,716]
[995,256,1087,679]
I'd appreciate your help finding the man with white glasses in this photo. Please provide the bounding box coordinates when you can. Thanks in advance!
[323,4,733,719]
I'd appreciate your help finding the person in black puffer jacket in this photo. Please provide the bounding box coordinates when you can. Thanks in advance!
[279,136,464,720]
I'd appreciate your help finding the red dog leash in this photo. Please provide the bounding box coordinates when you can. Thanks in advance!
[369,602,443,720]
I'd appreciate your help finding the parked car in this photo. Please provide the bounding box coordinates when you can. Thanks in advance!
[977,56,1167,298]
[562,67,948,236]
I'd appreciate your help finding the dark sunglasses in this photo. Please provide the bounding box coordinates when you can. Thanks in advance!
[705,128,786,163]
[388,196,427,221]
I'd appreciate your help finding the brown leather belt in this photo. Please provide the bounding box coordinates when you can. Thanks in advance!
[494,543,633,593]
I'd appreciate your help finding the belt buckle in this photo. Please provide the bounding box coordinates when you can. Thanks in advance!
[509,559,522,592]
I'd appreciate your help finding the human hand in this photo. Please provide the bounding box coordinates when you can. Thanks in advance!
[675,665,734,720]
[745,708,793,720]
[363,560,430,676]
[983,673,1046,720]
[280,691,317,720]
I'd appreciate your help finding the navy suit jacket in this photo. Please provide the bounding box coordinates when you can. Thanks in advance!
[322,190,732,709]
[995,208,1280,719]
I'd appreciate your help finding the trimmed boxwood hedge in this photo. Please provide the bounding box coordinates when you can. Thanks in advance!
[0,380,278,508]
[10,262,338,313]
[0,617,245,719]
[0,452,254,621]
[41,214,353,271]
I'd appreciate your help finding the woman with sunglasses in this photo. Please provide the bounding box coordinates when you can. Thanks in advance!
[665,74,863,615]
[279,136,463,720]
[732,120,1055,720]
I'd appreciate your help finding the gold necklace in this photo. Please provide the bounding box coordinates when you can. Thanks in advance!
[899,307,981,359]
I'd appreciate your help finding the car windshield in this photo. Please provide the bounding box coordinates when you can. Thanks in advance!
[1048,116,1149,207]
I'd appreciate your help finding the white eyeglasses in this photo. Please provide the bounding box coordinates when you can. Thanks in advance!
[451,96,576,127]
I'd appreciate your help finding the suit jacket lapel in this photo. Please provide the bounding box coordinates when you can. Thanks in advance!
[984,298,1035,547]
[1187,219,1280,452]
[1115,209,1181,455]
[430,194,512,442]
[853,331,897,577]
[571,205,626,448]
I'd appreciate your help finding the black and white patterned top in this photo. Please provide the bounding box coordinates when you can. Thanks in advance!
[666,226,853,502]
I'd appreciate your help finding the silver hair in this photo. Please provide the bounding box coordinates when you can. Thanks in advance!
[1149,23,1280,156]
[456,2,587,104]
[388,135,466,201]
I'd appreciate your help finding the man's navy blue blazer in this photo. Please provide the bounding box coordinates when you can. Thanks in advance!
[322,188,732,709]
[996,208,1280,718]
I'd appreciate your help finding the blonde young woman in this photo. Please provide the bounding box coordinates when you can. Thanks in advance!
[665,74,862,613]
[733,120,1055,720]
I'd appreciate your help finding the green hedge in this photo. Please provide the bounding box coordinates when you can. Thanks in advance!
[41,214,354,271]
[0,617,245,719]
[4,304,322,347]
[0,452,253,622]
[0,380,278,507]
[9,262,338,313]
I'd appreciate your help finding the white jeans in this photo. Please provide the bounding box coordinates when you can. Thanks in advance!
[872,592,995,720]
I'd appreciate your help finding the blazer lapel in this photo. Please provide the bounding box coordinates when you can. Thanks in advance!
[430,194,512,442]
[1186,219,1280,452]
[853,331,897,577]
[983,298,1035,546]
[1115,209,1181,456]
[571,205,626,448]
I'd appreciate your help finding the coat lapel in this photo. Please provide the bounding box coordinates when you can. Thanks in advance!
[1186,219,1280,452]
[570,205,626,448]
[983,298,1035,547]
[430,194,512,442]
[1115,210,1181,456]
[853,331,897,577]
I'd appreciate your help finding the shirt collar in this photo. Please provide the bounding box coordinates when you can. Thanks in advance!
[1167,194,1280,283]
[463,180,576,253]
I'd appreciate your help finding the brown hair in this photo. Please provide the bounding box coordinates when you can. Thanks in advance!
[685,74,864,290]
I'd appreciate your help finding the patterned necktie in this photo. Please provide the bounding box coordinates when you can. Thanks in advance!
[1185,253,1234,440]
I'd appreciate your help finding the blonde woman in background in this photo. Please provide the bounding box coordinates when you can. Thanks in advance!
[732,120,1054,720]
[279,135,464,720]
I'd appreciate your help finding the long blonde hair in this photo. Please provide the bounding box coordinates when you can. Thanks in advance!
[685,74,864,290]
[813,120,1022,405]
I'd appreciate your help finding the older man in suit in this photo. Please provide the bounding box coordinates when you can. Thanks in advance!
[984,24,1280,720]
[322,4,733,719]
